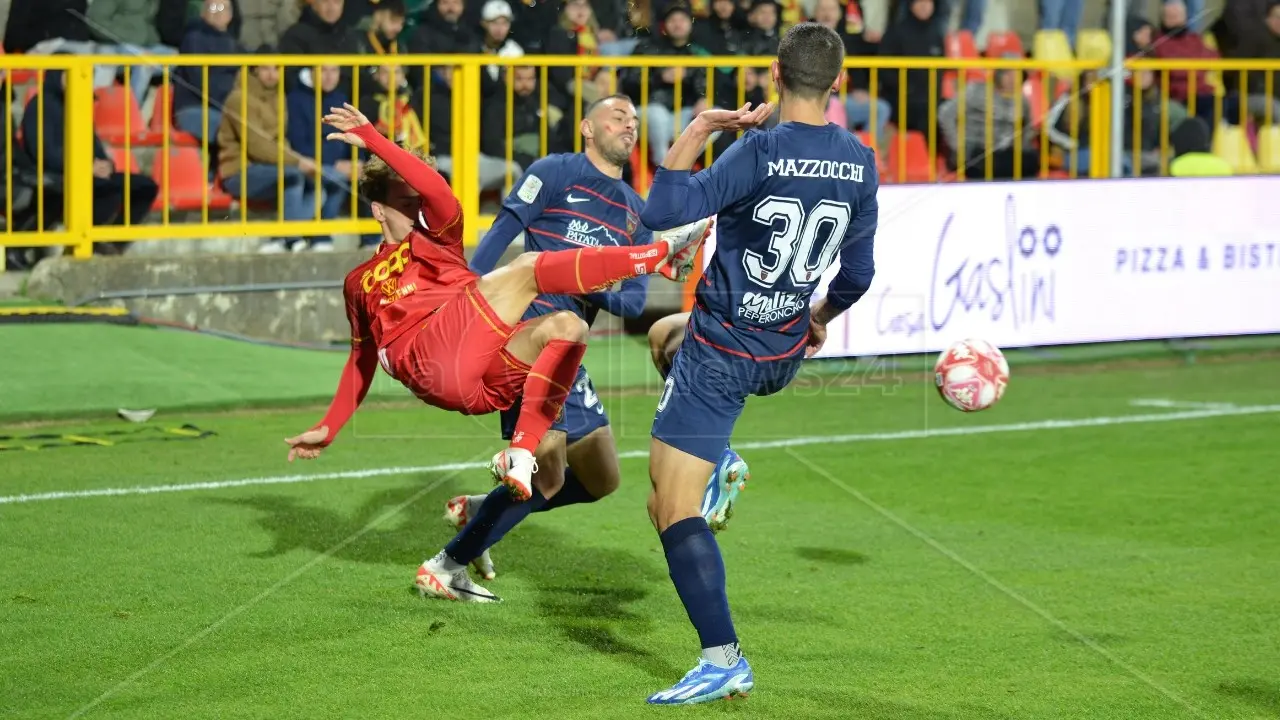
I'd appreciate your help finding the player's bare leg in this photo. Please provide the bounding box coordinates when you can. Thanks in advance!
[649,311,750,533]
[563,426,622,500]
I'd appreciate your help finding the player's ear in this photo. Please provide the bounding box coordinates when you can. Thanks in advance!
[580,117,593,141]
[770,60,780,91]
[370,201,386,223]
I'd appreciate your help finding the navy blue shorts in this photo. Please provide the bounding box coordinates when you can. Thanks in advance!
[650,334,803,463]
[500,365,609,445]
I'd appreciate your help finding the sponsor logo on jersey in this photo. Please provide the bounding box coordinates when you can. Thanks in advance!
[565,218,619,247]
[738,291,807,323]
[379,280,418,305]
[767,158,864,182]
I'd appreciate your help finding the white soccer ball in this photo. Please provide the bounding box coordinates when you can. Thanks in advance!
[934,339,1010,412]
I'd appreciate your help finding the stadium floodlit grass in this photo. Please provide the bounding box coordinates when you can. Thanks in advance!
[2,327,1280,719]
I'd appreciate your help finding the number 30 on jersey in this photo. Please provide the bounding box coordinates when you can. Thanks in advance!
[744,197,851,289]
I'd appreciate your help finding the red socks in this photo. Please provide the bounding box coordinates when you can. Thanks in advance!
[533,243,668,295]
[510,339,587,453]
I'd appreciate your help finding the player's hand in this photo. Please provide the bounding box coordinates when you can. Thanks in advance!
[324,103,372,148]
[805,317,828,358]
[285,426,330,462]
[693,102,775,134]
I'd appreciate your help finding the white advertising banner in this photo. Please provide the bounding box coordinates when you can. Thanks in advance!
[701,177,1280,358]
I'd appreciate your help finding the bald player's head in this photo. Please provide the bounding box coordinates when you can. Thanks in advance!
[582,94,638,169]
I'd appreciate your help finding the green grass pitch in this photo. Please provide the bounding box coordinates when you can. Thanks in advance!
[2,325,1280,719]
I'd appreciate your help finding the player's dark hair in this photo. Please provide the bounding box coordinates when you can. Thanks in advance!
[585,93,635,118]
[362,144,435,204]
[777,22,845,100]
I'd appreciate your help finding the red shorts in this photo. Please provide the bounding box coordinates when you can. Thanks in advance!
[386,281,531,415]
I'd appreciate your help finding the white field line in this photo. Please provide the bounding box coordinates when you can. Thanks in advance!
[4,402,1280,506]
[1129,398,1239,410]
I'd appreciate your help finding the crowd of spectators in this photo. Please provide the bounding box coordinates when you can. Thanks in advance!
[0,0,1277,263]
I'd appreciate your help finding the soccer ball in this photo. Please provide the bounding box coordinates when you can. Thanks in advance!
[934,339,1009,412]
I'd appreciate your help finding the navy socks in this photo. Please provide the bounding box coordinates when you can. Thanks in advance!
[534,468,599,513]
[445,486,547,565]
[659,516,739,652]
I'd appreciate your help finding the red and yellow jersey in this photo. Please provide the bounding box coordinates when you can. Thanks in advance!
[341,199,476,354]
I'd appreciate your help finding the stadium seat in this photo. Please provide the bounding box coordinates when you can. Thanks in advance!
[1256,125,1280,173]
[946,30,979,59]
[1203,32,1218,51]
[1211,124,1259,174]
[853,131,888,173]
[1076,29,1112,63]
[108,147,141,174]
[887,130,934,183]
[1033,30,1076,80]
[984,31,1025,58]
[149,84,199,147]
[95,84,163,147]
[0,48,36,85]
[155,146,234,211]
[1023,74,1048,133]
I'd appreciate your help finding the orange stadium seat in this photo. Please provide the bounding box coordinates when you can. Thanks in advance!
[985,31,1025,58]
[887,130,935,183]
[150,84,199,147]
[946,31,978,58]
[156,146,234,212]
[108,146,141,174]
[95,84,162,147]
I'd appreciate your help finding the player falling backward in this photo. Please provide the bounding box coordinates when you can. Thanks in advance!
[432,94,753,589]
[282,104,712,594]
[640,22,879,705]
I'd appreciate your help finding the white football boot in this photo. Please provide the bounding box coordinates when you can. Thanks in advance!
[414,553,499,603]
[490,448,537,501]
[442,494,497,580]
[656,218,714,282]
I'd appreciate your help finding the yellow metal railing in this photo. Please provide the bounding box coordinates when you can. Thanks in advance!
[2,53,1276,258]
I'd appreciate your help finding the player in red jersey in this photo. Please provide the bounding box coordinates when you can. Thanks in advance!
[284,104,711,514]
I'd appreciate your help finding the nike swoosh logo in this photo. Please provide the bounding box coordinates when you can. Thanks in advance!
[451,584,500,602]
[565,194,590,203]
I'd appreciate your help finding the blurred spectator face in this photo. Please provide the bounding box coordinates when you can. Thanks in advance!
[438,0,465,23]
[1161,1,1187,29]
[314,0,344,24]
[563,0,592,27]
[994,68,1017,95]
[320,64,341,92]
[664,11,693,41]
[1267,4,1280,36]
[373,8,406,38]
[484,16,512,43]
[202,0,233,31]
[712,0,734,19]
[812,0,840,28]
[1133,23,1153,49]
[585,96,637,166]
[513,66,536,96]
[255,64,281,88]
[434,65,455,87]
[375,65,405,90]
[909,0,933,21]
[749,3,776,31]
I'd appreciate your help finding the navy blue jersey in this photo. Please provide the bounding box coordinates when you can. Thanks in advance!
[640,122,879,361]
[494,153,650,324]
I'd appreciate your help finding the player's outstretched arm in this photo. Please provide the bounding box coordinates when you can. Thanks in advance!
[640,103,773,231]
[324,103,457,229]
[584,274,649,318]
[285,297,380,461]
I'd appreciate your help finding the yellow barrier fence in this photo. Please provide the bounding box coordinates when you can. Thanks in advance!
[1,53,1276,258]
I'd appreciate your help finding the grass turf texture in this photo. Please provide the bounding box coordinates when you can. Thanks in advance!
[1,328,1279,718]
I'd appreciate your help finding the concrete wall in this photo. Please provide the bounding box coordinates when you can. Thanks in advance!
[27,243,687,345]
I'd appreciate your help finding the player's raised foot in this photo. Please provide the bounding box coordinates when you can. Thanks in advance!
[655,218,713,282]
[414,556,500,603]
[702,448,749,534]
[490,448,537,501]
[646,657,754,705]
[442,495,496,580]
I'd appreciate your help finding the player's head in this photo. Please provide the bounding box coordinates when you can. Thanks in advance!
[582,93,638,169]
[771,22,844,103]
[362,147,434,242]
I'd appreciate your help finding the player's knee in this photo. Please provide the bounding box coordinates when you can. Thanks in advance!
[539,311,589,344]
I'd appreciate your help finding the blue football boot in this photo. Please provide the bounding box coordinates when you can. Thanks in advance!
[646,657,754,705]
[701,448,749,533]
